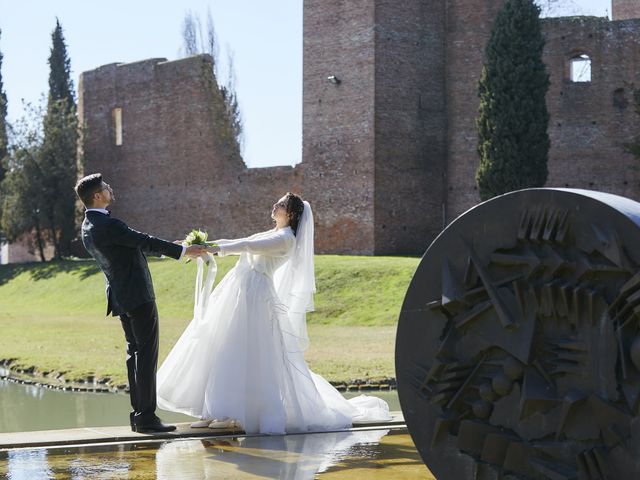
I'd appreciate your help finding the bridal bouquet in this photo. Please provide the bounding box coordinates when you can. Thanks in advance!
[182,229,217,264]
[183,229,217,247]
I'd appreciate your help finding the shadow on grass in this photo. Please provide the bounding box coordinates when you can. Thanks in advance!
[0,259,100,286]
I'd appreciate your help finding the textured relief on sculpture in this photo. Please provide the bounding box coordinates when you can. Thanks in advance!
[397,189,640,479]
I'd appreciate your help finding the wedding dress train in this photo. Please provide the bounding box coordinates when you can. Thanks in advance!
[157,203,390,434]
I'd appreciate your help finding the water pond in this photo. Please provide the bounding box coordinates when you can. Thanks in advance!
[0,377,400,434]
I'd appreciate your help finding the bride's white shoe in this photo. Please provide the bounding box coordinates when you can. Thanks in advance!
[208,418,242,430]
[190,419,214,428]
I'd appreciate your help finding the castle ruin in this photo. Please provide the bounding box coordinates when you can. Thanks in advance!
[78,0,640,255]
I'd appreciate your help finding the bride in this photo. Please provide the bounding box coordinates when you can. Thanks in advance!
[157,193,389,434]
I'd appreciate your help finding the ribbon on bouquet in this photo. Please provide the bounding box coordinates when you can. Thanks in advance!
[193,254,218,325]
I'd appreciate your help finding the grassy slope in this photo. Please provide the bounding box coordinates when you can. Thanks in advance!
[0,255,419,385]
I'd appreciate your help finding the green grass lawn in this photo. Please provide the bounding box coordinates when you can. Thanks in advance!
[0,255,419,386]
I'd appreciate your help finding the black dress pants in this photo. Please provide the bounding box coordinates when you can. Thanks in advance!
[120,301,159,422]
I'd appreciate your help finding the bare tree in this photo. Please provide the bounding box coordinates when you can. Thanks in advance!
[205,9,220,78]
[223,49,243,152]
[181,9,244,154]
[181,11,200,57]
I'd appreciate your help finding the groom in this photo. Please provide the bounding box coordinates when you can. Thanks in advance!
[75,173,205,433]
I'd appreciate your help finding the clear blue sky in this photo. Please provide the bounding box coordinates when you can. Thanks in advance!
[0,0,609,168]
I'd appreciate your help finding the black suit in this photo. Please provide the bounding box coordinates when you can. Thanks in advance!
[82,210,182,423]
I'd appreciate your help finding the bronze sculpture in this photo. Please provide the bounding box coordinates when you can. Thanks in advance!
[397,189,640,479]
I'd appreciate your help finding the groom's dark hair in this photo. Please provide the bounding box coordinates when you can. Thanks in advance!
[75,173,104,207]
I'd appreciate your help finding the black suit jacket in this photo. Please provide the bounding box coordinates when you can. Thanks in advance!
[81,211,183,316]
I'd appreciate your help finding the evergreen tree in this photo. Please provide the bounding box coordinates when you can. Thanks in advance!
[0,29,8,241]
[0,28,7,185]
[47,20,74,111]
[1,149,48,262]
[0,103,48,261]
[40,19,78,258]
[476,0,550,201]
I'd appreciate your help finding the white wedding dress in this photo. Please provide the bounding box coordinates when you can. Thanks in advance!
[157,202,390,434]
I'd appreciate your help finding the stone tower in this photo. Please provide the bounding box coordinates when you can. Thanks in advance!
[613,0,640,20]
[442,0,502,222]
[302,0,448,254]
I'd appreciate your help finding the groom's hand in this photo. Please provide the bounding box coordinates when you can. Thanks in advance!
[206,245,221,255]
[185,245,207,257]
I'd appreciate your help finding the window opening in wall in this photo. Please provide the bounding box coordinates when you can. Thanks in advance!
[570,54,591,83]
[613,88,628,109]
[113,107,123,146]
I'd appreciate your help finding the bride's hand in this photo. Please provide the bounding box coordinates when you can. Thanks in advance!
[206,245,221,255]
[185,245,207,257]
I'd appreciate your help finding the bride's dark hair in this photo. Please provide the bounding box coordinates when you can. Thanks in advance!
[284,192,305,236]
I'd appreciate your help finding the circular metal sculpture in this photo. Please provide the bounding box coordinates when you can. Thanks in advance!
[396,189,640,479]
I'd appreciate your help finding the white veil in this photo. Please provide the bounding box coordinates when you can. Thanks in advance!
[273,200,316,352]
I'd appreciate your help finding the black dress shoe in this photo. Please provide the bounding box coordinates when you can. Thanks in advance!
[134,415,177,433]
[129,412,136,432]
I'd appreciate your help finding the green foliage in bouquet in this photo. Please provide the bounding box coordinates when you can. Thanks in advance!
[182,229,217,263]
[184,229,205,245]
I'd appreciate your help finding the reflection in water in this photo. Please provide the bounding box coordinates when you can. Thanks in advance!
[68,457,130,479]
[0,378,193,433]
[7,450,54,480]
[4,447,136,480]
[0,429,430,479]
[156,430,388,479]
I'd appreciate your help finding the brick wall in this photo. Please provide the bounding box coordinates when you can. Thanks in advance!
[80,56,298,244]
[2,235,54,264]
[543,17,640,199]
[613,0,640,20]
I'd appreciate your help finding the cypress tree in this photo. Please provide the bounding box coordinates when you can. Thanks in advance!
[0,28,8,185]
[47,20,74,111]
[476,0,550,201]
[41,19,78,258]
[0,29,8,242]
